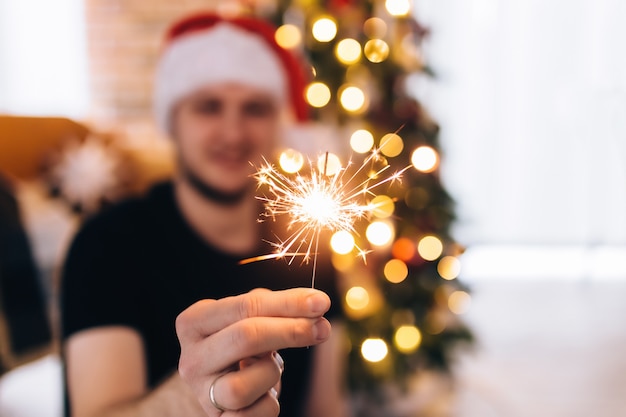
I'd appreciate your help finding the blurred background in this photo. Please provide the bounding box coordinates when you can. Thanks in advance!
[1,0,625,416]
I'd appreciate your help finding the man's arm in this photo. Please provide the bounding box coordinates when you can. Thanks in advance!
[65,288,332,417]
[65,326,205,417]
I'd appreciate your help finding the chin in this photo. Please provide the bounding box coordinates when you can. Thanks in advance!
[184,145,262,192]
[198,162,251,187]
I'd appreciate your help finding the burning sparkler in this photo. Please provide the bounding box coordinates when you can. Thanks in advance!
[240,149,409,288]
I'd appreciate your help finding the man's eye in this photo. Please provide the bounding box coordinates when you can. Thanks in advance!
[193,99,222,114]
[244,101,275,117]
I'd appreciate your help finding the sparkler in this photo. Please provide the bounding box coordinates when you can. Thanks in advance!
[240,149,409,288]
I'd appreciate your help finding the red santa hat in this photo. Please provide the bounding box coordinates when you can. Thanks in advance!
[154,13,310,133]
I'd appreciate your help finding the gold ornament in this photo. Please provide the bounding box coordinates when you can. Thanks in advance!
[364,39,390,63]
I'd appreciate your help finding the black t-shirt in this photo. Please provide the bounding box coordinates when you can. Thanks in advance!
[61,182,341,417]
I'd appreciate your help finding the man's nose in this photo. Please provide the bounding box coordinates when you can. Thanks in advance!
[220,108,246,143]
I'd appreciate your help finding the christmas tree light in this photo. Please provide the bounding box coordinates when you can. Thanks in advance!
[384,259,408,283]
[350,129,375,153]
[385,0,412,17]
[394,325,422,353]
[411,145,439,172]
[311,16,337,42]
[274,24,302,49]
[305,82,331,107]
[335,38,362,65]
[346,286,370,310]
[361,338,388,362]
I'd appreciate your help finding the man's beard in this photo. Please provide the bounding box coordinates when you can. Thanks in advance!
[180,160,250,206]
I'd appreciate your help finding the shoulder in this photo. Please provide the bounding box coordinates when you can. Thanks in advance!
[74,181,173,245]
[62,181,175,277]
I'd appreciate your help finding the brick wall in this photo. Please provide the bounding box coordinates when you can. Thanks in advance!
[85,0,221,127]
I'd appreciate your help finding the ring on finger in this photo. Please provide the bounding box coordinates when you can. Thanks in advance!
[272,351,285,373]
[209,373,232,413]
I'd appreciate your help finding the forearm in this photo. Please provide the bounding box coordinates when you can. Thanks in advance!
[88,374,205,417]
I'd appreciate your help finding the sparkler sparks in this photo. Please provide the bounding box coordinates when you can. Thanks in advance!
[240,150,409,287]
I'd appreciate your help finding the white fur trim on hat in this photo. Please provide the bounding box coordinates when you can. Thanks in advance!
[154,23,288,133]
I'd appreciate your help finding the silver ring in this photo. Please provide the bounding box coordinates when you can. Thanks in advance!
[209,374,230,413]
[272,351,285,373]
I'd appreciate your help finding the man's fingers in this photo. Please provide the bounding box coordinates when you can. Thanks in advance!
[219,390,279,417]
[176,288,331,341]
[205,353,281,411]
[218,316,331,365]
[175,287,331,415]
[180,316,331,377]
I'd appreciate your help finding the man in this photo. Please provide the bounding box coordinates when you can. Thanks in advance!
[61,13,347,417]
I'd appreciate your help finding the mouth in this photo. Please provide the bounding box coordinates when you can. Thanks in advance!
[209,147,253,169]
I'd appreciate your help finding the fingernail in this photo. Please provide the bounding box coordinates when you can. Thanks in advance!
[269,387,278,400]
[307,292,330,314]
[313,318,331,341]
[272,351,285,373]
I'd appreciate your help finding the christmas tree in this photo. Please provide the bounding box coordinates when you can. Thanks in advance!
[254,0,474,408]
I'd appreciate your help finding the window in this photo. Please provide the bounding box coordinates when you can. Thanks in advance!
[413,0,626,280]
[0,0,89,118]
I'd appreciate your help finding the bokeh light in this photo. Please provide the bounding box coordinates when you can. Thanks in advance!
[384,259,408,283]
[366,221,394,246]
[417,235,443,261]
[275,24,302,49]
[385,0,411,16]
[339,85,366,112]
[278,148,304,173]
[312,17,337,42]
[392,237,416,261]
[317,152,342,176]
[350,129,375,153]
[370,195,394,218]
[346,286,370,310]
[379,133,404,158]
[364,39,390,63]
[411,146,439,173]
[331,230,355,254]
[363,17,387,39]
[448,291,471,314]
[438,256,461,280]
[335,38,361,65]
[361,338,388,362]
[305,82,331,108]
[394,325,422,353]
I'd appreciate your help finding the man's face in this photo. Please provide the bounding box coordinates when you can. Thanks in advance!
[172,83,280,195]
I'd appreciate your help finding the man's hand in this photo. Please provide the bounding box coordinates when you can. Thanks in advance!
[175,287,332,416]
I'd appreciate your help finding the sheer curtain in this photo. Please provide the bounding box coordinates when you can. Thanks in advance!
[412,0,626,279]
[0,0,89,118]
